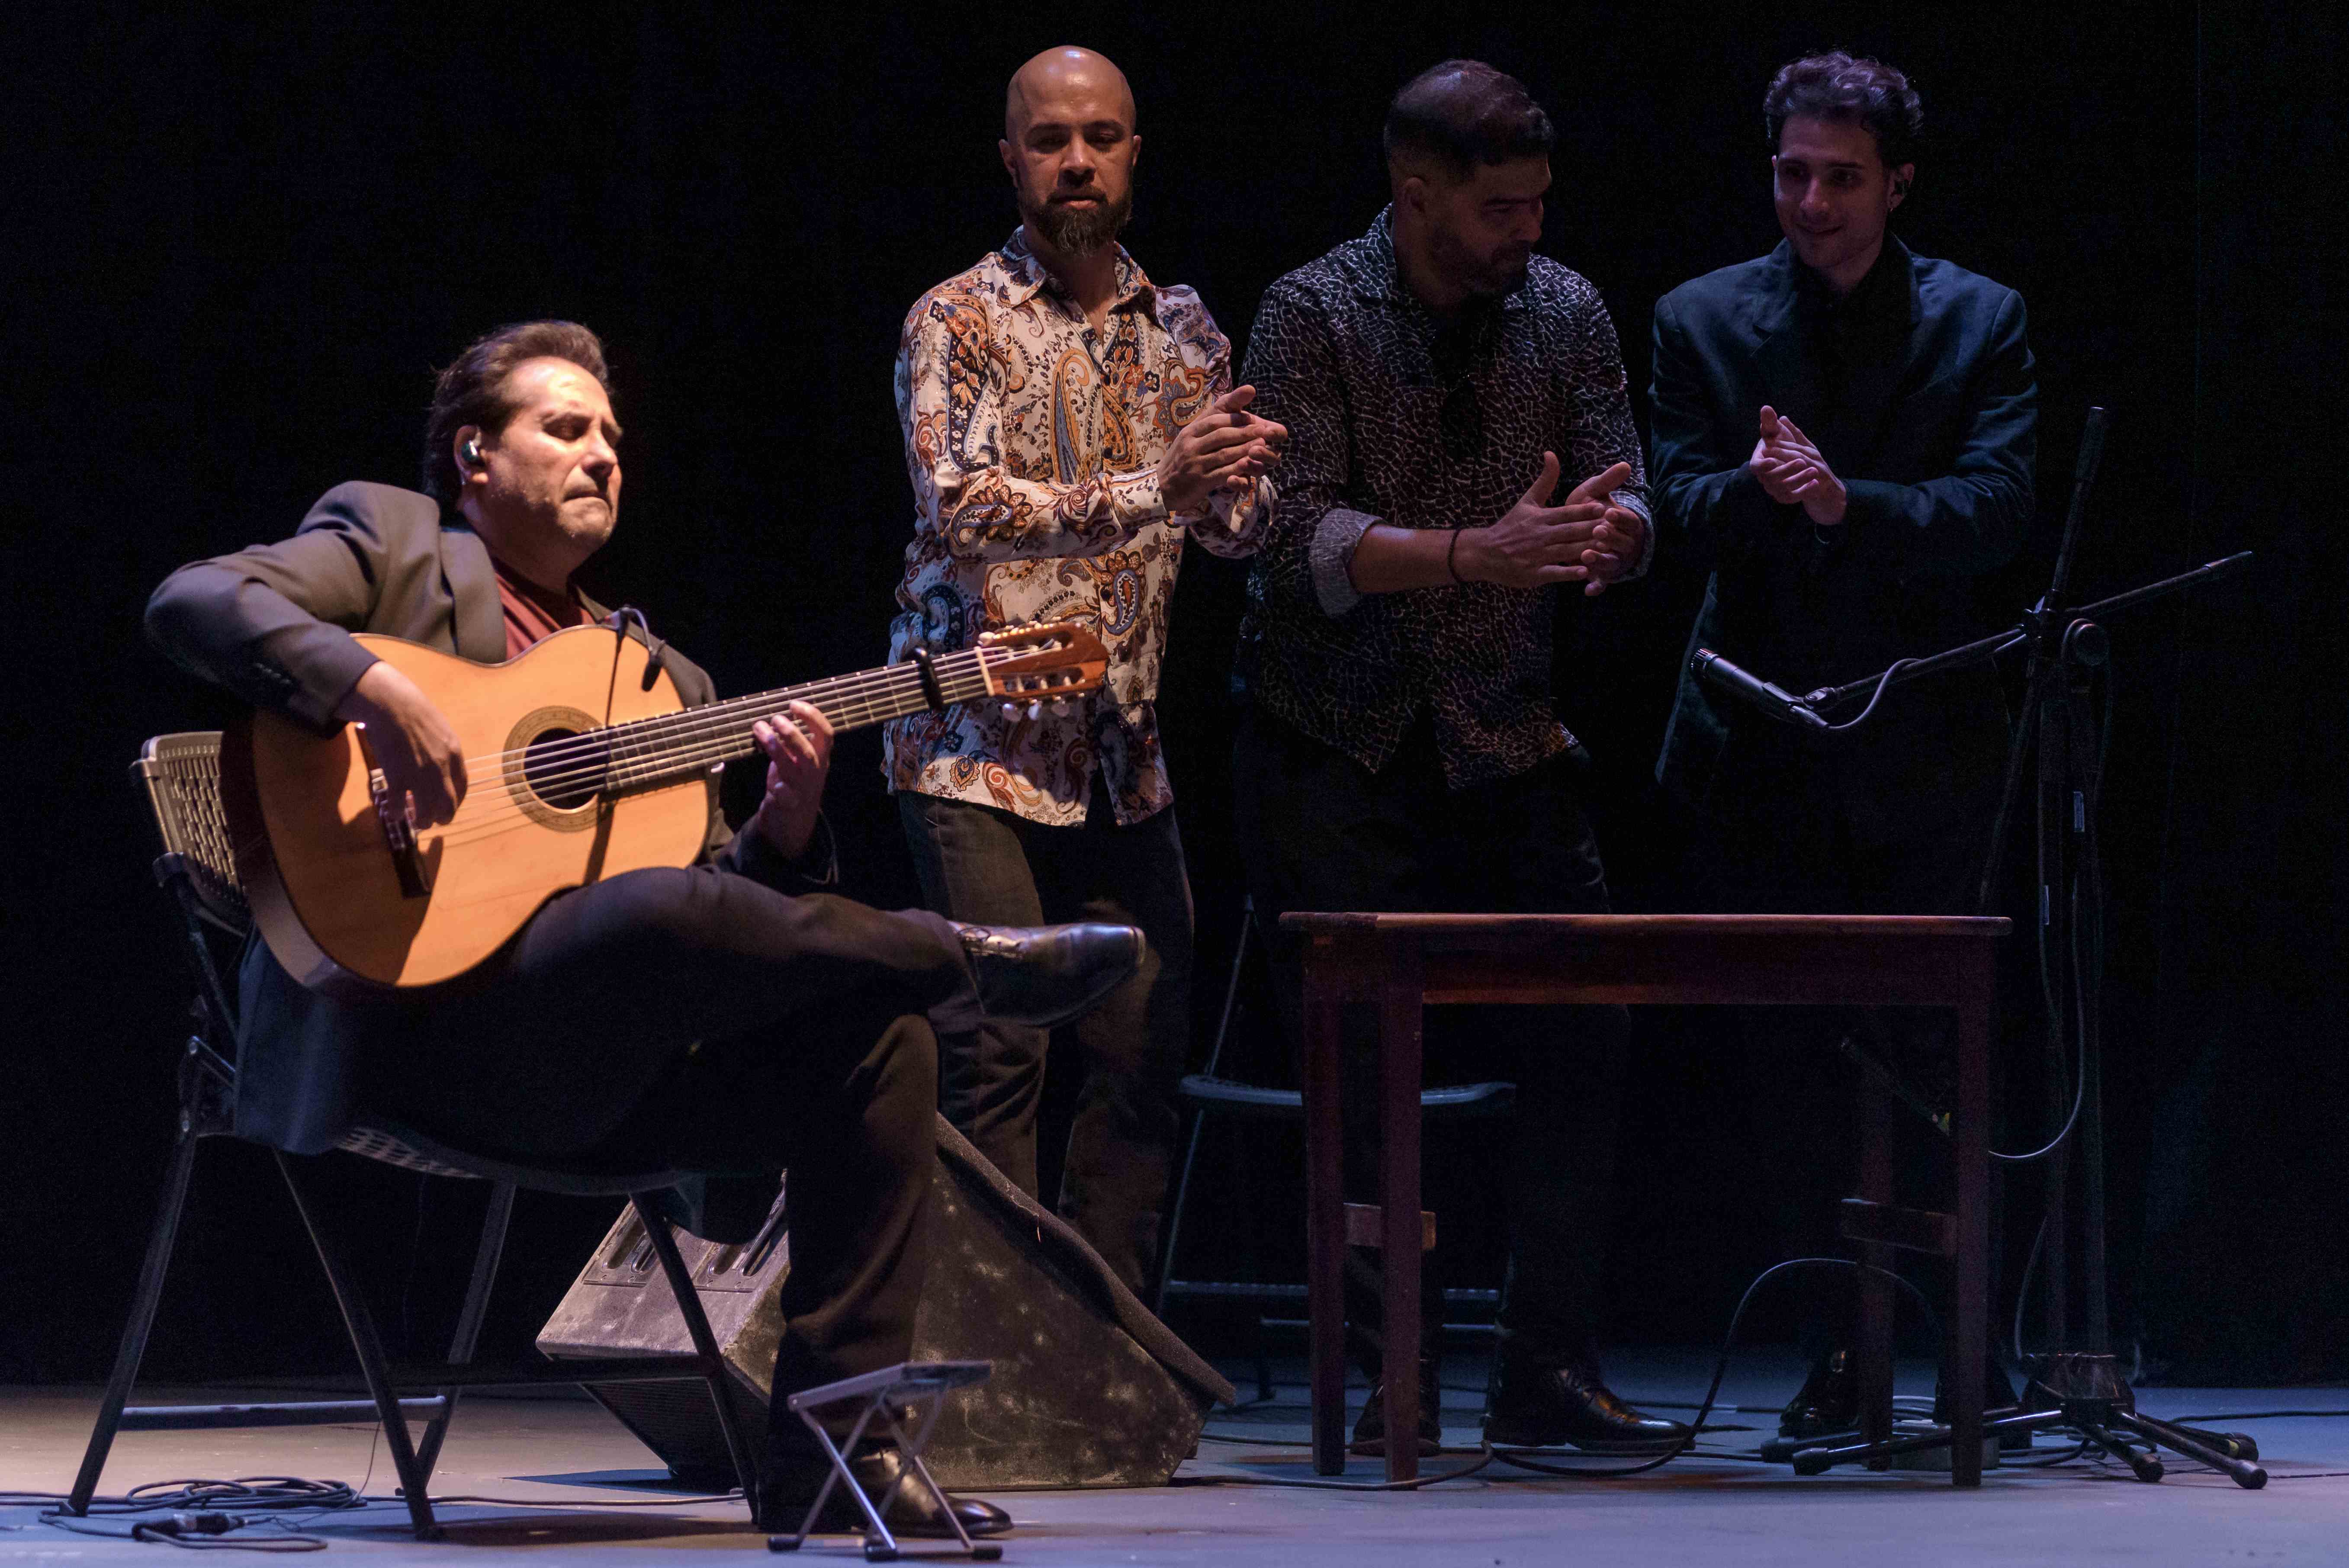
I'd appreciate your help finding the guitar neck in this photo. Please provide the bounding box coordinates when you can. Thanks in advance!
[604,646,996,791]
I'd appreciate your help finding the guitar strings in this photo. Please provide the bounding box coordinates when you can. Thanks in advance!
[425,672,999,848]
[420,662,1025,848]
[445,651,966,776]
[464,637,1090,802]
[418,649,981,823]
[441,653,994,809]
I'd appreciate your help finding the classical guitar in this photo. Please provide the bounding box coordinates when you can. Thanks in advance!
[221,620,1107,995]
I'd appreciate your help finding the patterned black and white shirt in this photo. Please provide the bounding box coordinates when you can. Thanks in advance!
[1236,208,1651,787]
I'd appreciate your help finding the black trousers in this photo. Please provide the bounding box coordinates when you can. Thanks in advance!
[356,863,973,1428]
[1697,795,1995,1356]
[1231,710,1631,1371]
[896,780,1194,1297]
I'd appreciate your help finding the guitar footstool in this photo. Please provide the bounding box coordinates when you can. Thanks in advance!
[766,1361,999,1562]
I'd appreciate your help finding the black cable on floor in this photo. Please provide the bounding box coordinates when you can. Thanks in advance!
[1189,1257,1944,1489]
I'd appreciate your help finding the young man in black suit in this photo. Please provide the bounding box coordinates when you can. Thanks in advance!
[1648,53,2037,1437]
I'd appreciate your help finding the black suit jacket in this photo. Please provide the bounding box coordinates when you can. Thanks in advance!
[146,482,821,1163]
[1649,239,2037,849]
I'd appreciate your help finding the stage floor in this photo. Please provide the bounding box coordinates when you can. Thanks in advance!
[7,1351,2344,1567]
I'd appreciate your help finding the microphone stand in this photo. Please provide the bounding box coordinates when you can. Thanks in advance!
[1733,408,2264,1486]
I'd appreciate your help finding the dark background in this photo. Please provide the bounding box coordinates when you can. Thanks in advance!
[3,4,2339,1388]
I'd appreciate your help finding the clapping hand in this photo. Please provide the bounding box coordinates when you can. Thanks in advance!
[1748,405,1848,527]
[1158,385,1288,513]
[1456,453,1644,594]
[1561,460,1647,596]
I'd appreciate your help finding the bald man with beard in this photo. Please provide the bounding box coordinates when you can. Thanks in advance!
[885,47,1286,1295]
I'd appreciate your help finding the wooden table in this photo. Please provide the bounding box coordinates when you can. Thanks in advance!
[1282,913,2009,1485]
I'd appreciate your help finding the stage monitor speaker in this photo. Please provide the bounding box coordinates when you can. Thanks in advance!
[537,1115,1234,1490]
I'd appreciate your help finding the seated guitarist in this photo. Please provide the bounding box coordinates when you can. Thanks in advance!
[144,319,1140,1539]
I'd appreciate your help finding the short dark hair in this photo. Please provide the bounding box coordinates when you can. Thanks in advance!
[1384,59,1554,182]
[422,320,611,506]
[1764,51,1923,168]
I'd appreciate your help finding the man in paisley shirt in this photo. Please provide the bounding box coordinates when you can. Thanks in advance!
[886,45,1285,1295]
[1232,60,1687,1456]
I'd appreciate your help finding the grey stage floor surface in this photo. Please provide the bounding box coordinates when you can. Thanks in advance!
[7,1351,2346,1567]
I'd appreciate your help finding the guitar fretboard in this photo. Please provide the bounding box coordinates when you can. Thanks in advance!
[598,645,1003,791]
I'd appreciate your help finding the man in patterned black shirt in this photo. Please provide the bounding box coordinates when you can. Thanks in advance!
[1231,60,1685,1456]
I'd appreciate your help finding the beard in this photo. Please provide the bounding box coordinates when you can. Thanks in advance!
[1023,185,1134,257]
[1429,222,1532,298]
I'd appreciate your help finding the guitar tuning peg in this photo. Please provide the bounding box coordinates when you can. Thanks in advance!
[1026,701,1043,721]
[1000,702,1020,721]
[1050,698,1071,717]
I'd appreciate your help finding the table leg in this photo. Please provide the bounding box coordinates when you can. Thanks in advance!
[1301,939,1348,1476]
[1857,1070,1895,1467]
[1378,941,1426,1483]
[1949,951,1995,1486]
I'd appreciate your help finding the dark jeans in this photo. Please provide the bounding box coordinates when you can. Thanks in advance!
[896,781,1195,1296]
[1231,709,1631,1372]
[356,863,971,1427]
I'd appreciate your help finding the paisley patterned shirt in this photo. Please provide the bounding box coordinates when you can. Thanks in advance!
[1236,208,1651,788]
[885,228,1272,826]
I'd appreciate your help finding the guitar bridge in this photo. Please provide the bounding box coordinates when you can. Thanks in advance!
[355,726,434,900]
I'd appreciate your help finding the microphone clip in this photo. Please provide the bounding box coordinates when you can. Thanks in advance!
[607,605,669,691]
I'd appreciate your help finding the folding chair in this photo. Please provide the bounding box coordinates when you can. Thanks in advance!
[1154,896,1516,1401]
[66,732,760,1539]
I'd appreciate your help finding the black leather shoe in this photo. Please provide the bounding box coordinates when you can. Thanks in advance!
[1485,1354,1691,1452]
[1779,1346,1860,1441]
[760,1445,1010,1540]
[1349,1359,1443,1456]
[954,921,1142,1029]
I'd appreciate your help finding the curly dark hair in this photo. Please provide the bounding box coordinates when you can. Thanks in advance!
[422,321,611,507]
[1385,59,1554,182]
[1764,51,1923,168]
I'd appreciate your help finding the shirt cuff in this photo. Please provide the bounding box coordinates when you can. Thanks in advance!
[1108,468,1173,527]
[724,812,840,893]
[1616,492,1657,579]
[1310,508,1380,617]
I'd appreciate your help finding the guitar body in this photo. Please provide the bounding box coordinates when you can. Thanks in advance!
[224,627,714,996]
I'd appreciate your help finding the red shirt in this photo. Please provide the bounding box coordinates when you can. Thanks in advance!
[492,557,586,658]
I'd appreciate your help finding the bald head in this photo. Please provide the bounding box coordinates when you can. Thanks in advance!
[999,45,1141,262]
[1006,45,1135,140]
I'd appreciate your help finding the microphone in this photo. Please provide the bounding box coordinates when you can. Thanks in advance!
[2074,405,2109,488]
[1690,648,1829,729]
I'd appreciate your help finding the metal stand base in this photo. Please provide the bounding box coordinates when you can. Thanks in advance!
[767,1362,1000,1562]
[1789,1353,2266,1488]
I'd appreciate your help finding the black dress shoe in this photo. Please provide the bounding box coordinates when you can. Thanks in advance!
[1779,1346,1860,1441]
[760,1445,1010,1540]
[1484,1354,1691,1452]
[954,921,1142,1029]
[1349,1360,1443,1456]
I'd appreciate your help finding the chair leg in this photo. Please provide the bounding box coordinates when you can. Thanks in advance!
[67,1125,202,1514]
[1152,1112,1211,1321]
[275,1154,441,1539]
[630,1196,758,1509]
[1155,900,1257,1321]
[414,1181,515,1481]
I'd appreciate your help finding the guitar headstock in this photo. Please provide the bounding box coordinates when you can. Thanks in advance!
[975,621,1110,700]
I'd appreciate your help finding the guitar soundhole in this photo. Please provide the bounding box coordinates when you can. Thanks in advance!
[521,729,609,811]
